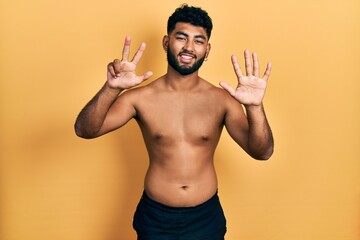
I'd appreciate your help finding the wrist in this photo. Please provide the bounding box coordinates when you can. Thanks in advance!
[104,82,123,96]
[244,103,263,111]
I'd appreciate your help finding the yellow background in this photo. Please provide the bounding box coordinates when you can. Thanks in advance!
[1,0,359,239]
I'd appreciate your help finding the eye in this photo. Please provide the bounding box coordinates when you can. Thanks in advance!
[176,37,186,41]
[194,40,205,44]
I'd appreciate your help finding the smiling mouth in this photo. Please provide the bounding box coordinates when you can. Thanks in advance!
[179,53,195,64]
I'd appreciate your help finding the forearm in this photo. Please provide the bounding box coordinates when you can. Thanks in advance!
[74,83,122,139]
[245,104,274,160]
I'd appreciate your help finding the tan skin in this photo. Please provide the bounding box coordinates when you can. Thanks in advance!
[75,23,273,207]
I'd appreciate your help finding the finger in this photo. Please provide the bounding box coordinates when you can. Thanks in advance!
[219,81,236,96]
[131,42,146,65]
[112,59,122,74]
[244,50,252,76]
[134,71,153,86]
[121,36,131,61]
[107,62,116,77]
[141,71,153,81]
[252,52,259,77]
[231,55,244,78]
[262,62,272,81]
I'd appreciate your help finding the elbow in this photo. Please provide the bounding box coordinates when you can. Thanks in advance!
[75,129,90,139]
[75,130,97,139]
[254,152,273,161]
[74,127,90,139]
[74,123,97,139]
[249,145,274,161]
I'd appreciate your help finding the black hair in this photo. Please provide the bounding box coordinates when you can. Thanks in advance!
[167,4,213,39]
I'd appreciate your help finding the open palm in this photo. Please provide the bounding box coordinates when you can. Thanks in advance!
[220,50,271,106]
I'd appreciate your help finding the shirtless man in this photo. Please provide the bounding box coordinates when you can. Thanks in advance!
[75,4,273,240]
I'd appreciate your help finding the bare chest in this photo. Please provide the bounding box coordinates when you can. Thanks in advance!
[135,93,225,142]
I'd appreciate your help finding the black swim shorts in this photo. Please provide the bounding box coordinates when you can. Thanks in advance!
[133,191,227,240]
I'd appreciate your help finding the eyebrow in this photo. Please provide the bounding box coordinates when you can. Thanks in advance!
[175,31,207,40]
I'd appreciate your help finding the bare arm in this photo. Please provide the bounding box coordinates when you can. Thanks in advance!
[74,36,153,139]
[220,50,274,160]
[74,84,123,139]
[243,104,274,160]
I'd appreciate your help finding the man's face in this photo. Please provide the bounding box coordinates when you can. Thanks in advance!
[164,22,210,76]
[166,45,206,76]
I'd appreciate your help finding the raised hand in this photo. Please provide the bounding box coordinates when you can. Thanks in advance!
[107,36,153,90]
[219,50,271,106]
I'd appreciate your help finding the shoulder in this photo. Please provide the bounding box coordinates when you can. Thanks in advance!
[201,80,246,120]
[199,78,237,104]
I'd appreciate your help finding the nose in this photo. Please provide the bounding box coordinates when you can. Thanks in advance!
[183,39,194,52]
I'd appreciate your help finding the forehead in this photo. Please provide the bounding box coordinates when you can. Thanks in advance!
[170,22,208,39]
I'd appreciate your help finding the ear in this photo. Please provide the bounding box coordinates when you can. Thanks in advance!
[162,35,169,51]
[205,42,211,58]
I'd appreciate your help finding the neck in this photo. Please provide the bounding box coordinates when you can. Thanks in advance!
[164,66,201,91]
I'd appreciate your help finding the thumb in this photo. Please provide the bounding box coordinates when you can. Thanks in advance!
[141,71,153,81]
[219,81,235,96]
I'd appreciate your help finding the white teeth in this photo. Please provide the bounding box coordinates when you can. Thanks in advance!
[181,55,193,59]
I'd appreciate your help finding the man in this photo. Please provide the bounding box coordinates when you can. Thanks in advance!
[75,4,273,240]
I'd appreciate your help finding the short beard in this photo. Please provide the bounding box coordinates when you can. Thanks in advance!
[167,47,206,76]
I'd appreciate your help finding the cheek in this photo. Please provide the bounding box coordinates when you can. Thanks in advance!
[196,46,208,56]
[169,43,183,54]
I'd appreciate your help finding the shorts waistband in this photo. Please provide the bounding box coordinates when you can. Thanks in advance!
[141,190,220,214]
